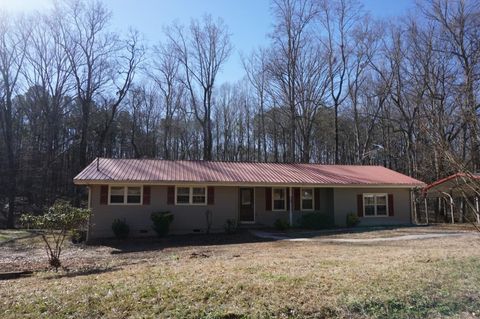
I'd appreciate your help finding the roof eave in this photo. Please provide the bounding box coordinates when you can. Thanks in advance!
[73,179,424,188]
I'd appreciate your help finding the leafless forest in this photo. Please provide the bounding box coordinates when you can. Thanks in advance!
[0,0,479,225]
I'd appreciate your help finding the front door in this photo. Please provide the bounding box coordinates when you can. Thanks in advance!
[239,188,255,223]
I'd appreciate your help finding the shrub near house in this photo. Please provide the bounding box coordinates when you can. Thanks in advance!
[151,211,174,237]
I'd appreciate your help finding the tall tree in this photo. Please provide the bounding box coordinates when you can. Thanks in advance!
[166,15,232,160]
[319,0,362,163]
[149,43,184,160]
[422,0,480,171]
[269,0,319,162]
[0,13,29,227]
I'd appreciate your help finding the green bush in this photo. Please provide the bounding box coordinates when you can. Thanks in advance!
[300,212,334,229]
[224,219,238,234]
[274,218,290,231]
[71,229,87,244]
[112,219,130,239]
[346,213,360,227]
[151,211,174,237]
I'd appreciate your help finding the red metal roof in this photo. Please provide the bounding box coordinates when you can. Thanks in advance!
[423,173,480,196]
[74,158,425,186]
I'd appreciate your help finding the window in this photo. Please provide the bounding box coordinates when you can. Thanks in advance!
[110,187,124,204]
[363,194,388,217]
[241,189,252,205]
[175,186,207,205]
[127,187,142,204]
[109,186,143,205]
[192,187,206,204]
[176,187,190,204]
[301,188,314,211]
[272,188,286,211]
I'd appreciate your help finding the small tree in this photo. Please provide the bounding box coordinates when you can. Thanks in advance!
[20,200,90,271]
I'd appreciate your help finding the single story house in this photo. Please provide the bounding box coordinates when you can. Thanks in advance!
[74,158,425,239]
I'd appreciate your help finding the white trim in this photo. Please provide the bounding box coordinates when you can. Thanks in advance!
[107,185,143,205]
[300,187,315,211]
[363,193,389,217]
[239,187,256,224]
[272,187,287,211]
[174,185,207,206]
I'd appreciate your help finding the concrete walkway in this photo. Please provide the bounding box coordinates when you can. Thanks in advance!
[252,230,480,243]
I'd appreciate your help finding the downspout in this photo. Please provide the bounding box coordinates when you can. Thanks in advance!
[86,186,92,243]
[289,187,293,227]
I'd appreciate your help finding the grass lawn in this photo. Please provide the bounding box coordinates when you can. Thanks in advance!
[0,229,34,243]
[1,226,480,318]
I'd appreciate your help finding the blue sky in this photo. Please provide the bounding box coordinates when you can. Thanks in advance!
[1,0,415,83]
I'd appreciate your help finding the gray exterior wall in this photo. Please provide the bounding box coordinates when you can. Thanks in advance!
[88,185,238,239]
[253,187,334,226]
[87,184,413,238]
[333,188,412,226]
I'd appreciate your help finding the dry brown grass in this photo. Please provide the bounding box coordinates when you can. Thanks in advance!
[1,226,480,318]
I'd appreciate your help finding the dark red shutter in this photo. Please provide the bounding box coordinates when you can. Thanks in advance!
[143,186,151,205]
[314,188,321,211]
[167,186,175,205]
[100,185,108,205]
[207,186,215,205]
[388,194,394,216]
[357,194,363,217]
[265,187,272,211]
[293,188,300,211]
[286,187,290,211]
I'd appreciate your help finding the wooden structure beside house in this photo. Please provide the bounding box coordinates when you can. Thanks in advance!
[422,173,480,224]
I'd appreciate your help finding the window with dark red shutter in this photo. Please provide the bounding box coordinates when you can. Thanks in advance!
[286,187,290,211]
[293,188,300,211]
[207,186,215,205]
[143,186,151,205]
[357,194,363,217]
[167,186,175,205]
[388,194,394,216]
[100,185,108,205]
[265,187,272,211]
[314,188,320,210]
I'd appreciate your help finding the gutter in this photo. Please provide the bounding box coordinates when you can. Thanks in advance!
[73,180,424,189]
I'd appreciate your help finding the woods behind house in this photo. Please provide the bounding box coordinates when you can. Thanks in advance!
[0,0,479,225]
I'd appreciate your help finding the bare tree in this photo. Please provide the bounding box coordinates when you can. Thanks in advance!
[319,0,362,163]
[22,12,73,202]
[55,0,142,168]
[149,42,184,160]
[166,15,232,160]
[421,0,480,171]
[0,13,29,227]
[242,48,271,162]
[269,0,319,162]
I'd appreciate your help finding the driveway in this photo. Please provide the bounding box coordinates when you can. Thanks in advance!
[251,228,480,243]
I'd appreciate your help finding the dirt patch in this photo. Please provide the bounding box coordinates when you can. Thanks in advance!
[0,231,265,272]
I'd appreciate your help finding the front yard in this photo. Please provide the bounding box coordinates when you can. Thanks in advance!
[1,226,480,318]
